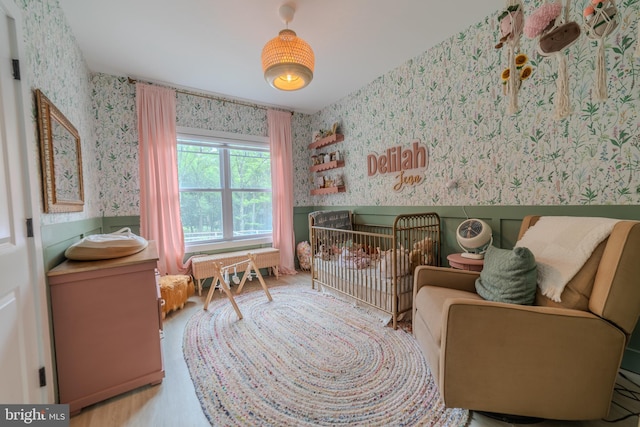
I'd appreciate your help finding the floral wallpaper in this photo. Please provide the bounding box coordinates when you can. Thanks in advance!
[176,93,269,136]
[91,74,272,216]
[92,75,138,215]
[298,0,640,207]
[15,0,98,224]
[21,0,639,222]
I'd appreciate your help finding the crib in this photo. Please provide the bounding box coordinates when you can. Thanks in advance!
[309,211,441,329]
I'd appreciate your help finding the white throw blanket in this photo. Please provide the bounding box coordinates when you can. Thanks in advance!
[515,217,619,302]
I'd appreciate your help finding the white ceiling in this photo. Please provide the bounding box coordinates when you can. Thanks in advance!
[58,0,502,114]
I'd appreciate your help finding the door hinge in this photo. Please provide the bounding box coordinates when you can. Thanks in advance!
[26,218,33,237]
[12,59,20,81]
[39,367,46,387]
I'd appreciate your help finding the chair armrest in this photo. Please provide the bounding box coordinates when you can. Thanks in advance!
[413,265,479,297]
[439,299,627,418]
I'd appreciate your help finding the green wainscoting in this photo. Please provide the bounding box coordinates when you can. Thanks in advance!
[295,205,640,257]
[41,216,140,271]
[42,206,640,373]
[42,215,274,289]
[102,216,141,235]
[41,218,104,271]
[296,205,640,373]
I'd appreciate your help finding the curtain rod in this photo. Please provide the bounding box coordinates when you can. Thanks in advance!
[127,77,293,115]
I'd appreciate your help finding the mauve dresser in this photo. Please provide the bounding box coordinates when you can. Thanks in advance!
[47,241,164,415]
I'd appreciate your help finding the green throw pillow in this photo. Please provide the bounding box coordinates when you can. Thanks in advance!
[475,245,537,305]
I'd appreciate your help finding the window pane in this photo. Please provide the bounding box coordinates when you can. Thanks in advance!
[232,191,272,237]
[180,191,223,242]
[229,148,270,189]
[177,144,221,188]
[177,133,272,246]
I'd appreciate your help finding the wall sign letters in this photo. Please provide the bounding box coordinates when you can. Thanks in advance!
[367,140,428,192]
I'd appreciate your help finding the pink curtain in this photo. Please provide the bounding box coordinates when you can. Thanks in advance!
[136,83,187,275]
[268,110,297,275]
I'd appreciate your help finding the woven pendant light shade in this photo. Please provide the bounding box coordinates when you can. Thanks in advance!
[262,29,314,91]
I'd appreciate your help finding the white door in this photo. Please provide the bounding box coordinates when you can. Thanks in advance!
[0,2,44,403]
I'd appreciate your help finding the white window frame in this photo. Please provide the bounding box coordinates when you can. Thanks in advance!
[177,127,272,253]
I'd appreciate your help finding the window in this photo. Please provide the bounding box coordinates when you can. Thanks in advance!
[177,128,272,249]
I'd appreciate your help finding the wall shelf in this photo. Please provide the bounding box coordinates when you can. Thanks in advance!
[310,160,345,173]
[308,133,344,150]
[309,132,345,196]
[310,186,346,196]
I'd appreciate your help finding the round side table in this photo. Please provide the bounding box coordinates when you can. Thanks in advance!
[447,253,484,272]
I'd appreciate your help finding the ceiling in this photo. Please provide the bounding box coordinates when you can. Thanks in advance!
[58,0,502,114]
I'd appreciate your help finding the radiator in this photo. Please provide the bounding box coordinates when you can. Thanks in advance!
[191,247,280,295]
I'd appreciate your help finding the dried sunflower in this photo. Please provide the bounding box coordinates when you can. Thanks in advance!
[520,66,533,80]
[515,53,528,69]
[501,68,511,84]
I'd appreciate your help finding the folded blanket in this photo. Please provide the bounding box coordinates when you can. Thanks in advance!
[515,216,619,302]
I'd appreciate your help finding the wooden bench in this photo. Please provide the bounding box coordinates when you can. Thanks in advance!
[191,247,280,295]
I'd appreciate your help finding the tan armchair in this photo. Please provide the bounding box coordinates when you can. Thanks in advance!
[412,215,640,421]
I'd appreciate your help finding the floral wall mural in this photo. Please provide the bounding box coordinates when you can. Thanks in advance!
[176,94,269,135]
[92,75,138,216]
[15,0,97,224]
[299,0,640,207]
[29,0,638,220]
[92,74,274,216]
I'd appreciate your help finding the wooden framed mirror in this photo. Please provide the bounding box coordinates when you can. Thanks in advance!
[35,89,84,213]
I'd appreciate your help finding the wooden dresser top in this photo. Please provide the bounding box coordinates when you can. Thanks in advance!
[47,240,158,277]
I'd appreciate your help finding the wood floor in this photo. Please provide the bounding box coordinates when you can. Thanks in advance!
[69,272,640,427]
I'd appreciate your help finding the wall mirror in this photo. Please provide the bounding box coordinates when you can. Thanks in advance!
[35,89,84,213]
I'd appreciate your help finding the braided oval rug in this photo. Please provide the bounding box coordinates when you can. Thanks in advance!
[183,284,469,426]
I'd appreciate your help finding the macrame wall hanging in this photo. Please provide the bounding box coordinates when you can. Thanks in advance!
[636,19,640,57]
[525,0,581,120]
[637,24,640,57]
[495,0,528,115]
[583,0,618,101]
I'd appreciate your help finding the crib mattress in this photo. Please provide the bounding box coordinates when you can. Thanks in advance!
[313,258,413,314]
